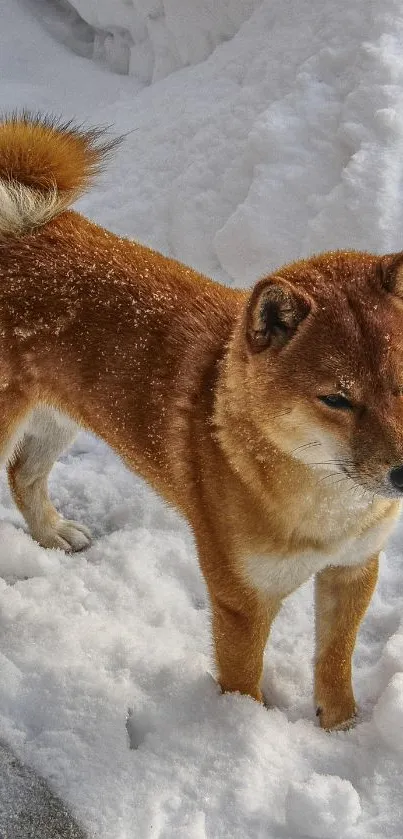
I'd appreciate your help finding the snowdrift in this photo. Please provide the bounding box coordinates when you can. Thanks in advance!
[40,0,262,81]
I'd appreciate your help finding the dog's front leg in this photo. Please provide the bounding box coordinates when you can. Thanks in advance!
[210,589,281,702]
[314,556,379,730]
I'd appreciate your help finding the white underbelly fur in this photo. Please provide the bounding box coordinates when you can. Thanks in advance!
[2,405,78,466]
[242,518,396,597]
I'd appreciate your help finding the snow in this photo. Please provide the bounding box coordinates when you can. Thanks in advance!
[1,0,403,836]
[33,0,263,82]
[373,673,403,754]
[285,774,362,838]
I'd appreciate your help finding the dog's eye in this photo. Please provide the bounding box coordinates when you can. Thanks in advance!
[318,394,354,410]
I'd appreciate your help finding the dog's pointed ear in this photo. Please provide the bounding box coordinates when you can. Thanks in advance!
[246,276,312,353]
[377,253,403,297]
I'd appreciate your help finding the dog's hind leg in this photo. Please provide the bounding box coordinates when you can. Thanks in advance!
[7,406,92,551]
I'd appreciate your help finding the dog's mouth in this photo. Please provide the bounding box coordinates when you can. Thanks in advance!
[340,465,353,479]
[338,464,381,497]
[340,464,403,500]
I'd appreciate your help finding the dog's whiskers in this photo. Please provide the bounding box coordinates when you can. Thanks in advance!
[267,409,292,422]
[289,441,321,455]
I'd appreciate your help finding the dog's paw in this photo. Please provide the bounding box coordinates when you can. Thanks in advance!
[37,519,92,552]
[316,701,357,732]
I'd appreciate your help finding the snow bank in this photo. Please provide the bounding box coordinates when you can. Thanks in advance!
[26,0,403,283]
[37,0,262,82]
[30,0,403,284]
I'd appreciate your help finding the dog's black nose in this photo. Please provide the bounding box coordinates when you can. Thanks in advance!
[389,465,403,490]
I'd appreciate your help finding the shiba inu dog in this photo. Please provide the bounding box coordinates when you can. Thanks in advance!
[0,113,402,730]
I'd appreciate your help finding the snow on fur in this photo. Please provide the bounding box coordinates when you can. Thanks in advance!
[1,0,403,837]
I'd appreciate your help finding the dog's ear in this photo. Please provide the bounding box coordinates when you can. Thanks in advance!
[377,253,403,297]
[246,276,312,353]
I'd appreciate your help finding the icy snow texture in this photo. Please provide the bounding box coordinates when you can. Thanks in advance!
[1,0,403,836]
[373,673,403,753]
[285,773,362,838]
[31,0,262,82]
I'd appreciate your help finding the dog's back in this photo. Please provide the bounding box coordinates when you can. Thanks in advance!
[0,114,243,508]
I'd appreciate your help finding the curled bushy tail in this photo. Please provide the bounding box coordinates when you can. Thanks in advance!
[0,112,117,237]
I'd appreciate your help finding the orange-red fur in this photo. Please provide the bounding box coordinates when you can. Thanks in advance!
[0,114,402,729]
[0,113,114,193]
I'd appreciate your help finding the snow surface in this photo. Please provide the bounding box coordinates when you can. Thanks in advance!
[285,774,362,838]
[1,0,403,836]
[31,0,262,82]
